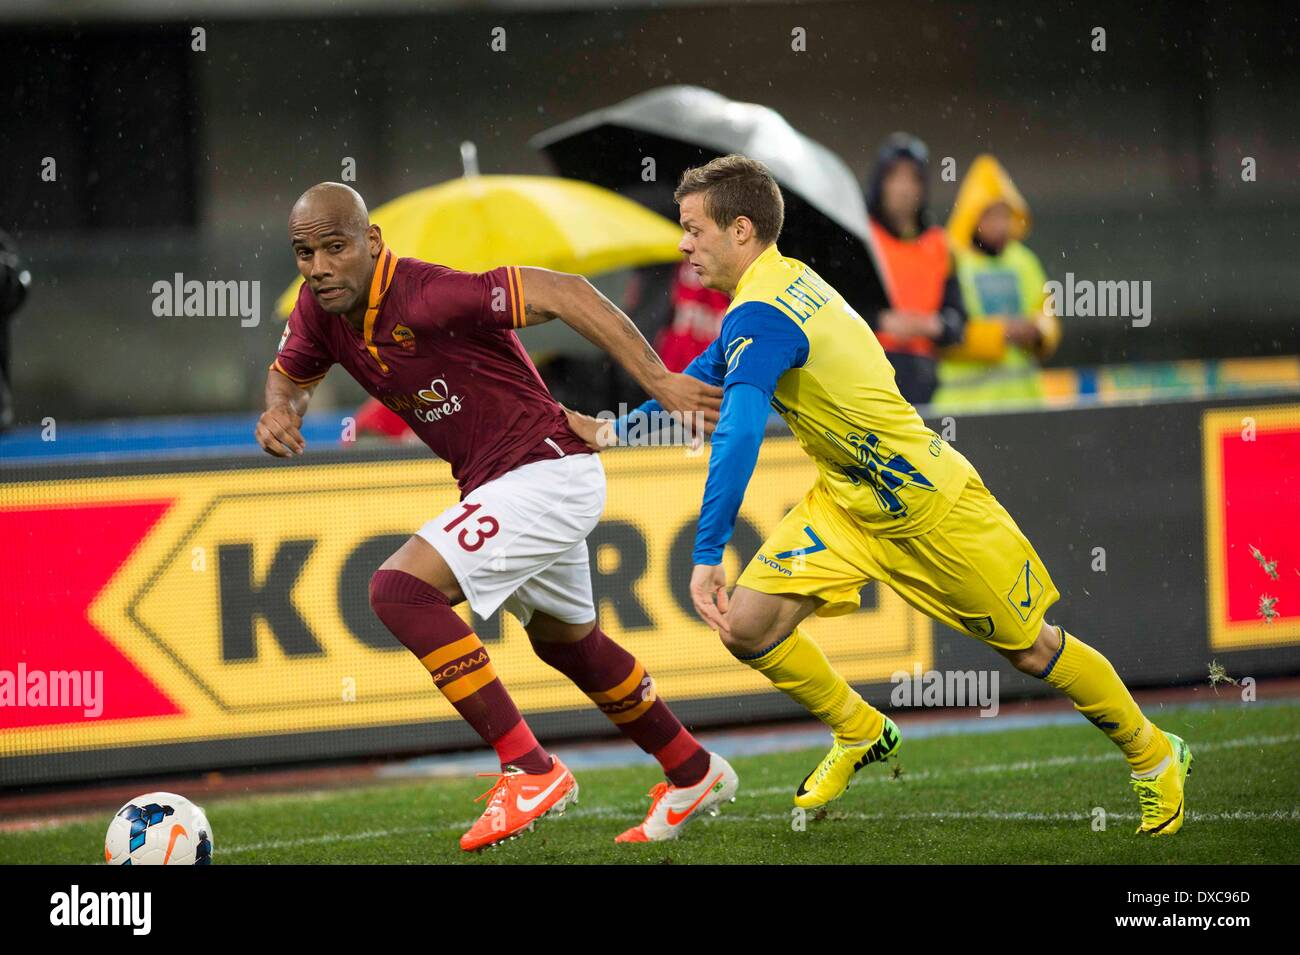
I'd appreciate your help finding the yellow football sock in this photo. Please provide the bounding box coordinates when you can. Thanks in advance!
[1038,626,1172,775]
[736,628,884,745]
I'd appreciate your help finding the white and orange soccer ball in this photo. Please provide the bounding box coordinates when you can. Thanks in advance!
[104,792,213,865]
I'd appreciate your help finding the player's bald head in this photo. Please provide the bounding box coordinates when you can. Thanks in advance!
[289,182,370,237]
[288,183,381,319]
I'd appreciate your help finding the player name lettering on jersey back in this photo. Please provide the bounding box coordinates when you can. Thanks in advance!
[771,271,833,324]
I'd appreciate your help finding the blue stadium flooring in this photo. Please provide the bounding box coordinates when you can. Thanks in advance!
[0,412,350,464]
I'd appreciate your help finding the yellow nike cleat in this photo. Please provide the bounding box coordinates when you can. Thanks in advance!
[794,716,901,809]
[1130,731,1193,836]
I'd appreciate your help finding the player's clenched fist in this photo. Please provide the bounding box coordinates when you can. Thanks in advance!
[256,405,305,457]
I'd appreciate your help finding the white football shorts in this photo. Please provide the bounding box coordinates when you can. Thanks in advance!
[417,448,606,626]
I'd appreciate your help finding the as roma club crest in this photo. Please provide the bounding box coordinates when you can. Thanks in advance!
[392,324,416,351]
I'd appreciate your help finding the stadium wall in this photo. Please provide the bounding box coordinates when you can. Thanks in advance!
[2,394,1297,787]
[3,2,1299,422]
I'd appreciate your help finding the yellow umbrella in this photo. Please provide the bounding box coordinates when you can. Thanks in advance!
[276,174,685,316]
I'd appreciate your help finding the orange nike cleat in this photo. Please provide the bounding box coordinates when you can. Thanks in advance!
[459,755,578,852]
[615,752,738,843]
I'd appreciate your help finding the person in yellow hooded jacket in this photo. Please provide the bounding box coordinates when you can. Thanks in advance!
[932,155,1062,410]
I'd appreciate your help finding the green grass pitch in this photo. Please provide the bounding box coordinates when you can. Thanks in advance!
[4,700,1298,864]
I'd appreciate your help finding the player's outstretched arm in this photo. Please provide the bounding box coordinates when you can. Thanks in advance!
[517,267,721,428]
[256,368,316,457]
[564,341,727,451]
[690,382,769,634]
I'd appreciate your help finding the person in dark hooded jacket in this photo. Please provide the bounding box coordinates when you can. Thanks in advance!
[864,133,966,405]
[0,231,30,431]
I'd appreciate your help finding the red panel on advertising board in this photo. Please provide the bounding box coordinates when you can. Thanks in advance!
[0,501,182,729]
[1220,427,1300,623]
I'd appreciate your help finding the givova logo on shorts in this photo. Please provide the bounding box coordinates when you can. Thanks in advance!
[755,553,794,576]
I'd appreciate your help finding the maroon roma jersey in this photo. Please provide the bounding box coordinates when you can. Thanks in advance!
[271,246,589,495]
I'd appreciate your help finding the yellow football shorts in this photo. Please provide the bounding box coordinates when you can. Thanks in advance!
[736,470,1060,651]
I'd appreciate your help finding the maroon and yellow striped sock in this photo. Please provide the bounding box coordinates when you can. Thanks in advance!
[530,626,710,787]
[370,569,550,774]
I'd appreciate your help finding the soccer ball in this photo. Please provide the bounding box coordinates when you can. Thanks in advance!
[104,792,213,865]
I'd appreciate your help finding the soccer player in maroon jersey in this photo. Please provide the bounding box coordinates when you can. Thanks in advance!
[255,183,738,850]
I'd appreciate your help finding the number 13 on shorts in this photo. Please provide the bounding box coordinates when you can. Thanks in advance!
[442,502,500,552]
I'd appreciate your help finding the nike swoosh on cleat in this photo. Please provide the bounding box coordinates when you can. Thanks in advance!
[666,773,725,826]
[796,771,814,797]
[1147,799,1183,834]
[516,773,570,813]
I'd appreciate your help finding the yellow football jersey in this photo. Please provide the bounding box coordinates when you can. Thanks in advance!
[728,243,975,537]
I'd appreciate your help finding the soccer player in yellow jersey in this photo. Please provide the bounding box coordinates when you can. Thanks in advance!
[570,155,1192,836]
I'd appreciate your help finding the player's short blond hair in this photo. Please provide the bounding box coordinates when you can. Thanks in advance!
[674,155,785,243]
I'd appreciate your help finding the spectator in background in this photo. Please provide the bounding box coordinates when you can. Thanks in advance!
[865,133,967,406]
[932,155,1061,410]
[0,230,32,431]
[355,394,419,442]
[651,259,731,372]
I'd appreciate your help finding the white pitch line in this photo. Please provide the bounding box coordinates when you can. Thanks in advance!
[701,809,1300,824]
[737,731,1300,799]
[137,731,1300,857]
[221,826,433,854]
[219,803,1300,855]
